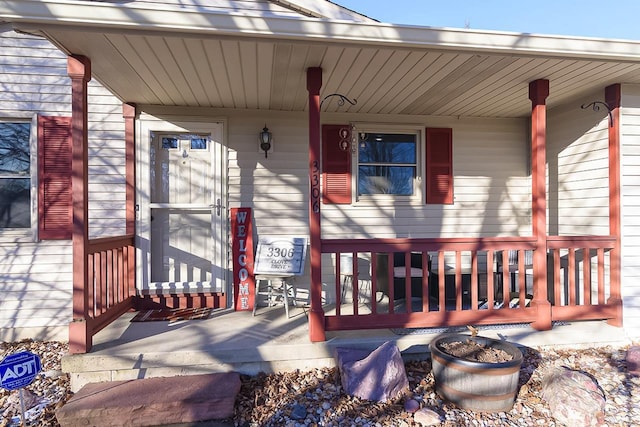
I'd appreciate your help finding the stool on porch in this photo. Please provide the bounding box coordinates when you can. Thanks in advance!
[252,275,294,318]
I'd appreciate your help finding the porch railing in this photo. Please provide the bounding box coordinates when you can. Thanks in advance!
[547,235,620,322]
[321,236,620,332]
[70,234,135,353]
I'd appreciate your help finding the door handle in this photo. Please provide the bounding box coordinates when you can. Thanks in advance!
[210,198,225,216]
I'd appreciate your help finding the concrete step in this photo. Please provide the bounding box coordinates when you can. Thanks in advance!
[55,372,239,427]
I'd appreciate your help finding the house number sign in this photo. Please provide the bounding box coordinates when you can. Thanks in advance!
[254,237,308,276]
[311,160,320,213]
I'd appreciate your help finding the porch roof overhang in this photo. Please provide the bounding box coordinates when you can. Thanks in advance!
[3,0,640,117]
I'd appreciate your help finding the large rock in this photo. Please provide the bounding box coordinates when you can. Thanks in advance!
[626,345,640,376]
[56,372,239,427]
[541,366,605,427]
[335,341,409,402]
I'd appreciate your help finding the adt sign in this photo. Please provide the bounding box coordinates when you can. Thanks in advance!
[0,351,42,391]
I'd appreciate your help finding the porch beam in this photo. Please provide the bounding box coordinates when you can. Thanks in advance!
[528,79,552,331]
[307,67,325,342]
[68,55,92,353]
[605,83,623,326]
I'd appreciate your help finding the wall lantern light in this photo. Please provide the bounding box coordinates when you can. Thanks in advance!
[259,125,272,158]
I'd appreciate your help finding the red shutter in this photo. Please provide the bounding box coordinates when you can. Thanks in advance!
[425,127,453,204]
[38,115,72,240]
[322,124,352,204]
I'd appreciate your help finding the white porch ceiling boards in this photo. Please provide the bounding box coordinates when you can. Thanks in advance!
[3,0,640,118]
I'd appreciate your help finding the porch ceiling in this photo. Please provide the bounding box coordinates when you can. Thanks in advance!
[4,1,640,117]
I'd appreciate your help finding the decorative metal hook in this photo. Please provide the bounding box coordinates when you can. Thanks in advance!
[320,93,357,109]
[581,101,614,127]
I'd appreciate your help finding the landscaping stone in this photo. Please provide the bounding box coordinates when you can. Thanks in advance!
[626,345,640,375]
[413,407,441,426]
[290,403,307,420]
[404,398,420,413]
[55,372,240,427]
[335,341,409,402]
[541,366,605,427]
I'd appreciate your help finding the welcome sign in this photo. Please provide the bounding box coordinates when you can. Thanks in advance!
[231,207,255,311]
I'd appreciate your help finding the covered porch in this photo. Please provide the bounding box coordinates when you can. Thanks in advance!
[66,73,624,356]
[1,1,634,357]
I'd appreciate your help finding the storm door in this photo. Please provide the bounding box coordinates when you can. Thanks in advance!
[148,127,224,293]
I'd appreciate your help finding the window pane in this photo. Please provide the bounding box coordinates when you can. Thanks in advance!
[358,165,415,195]
[359,133,416,164]
[357,132,417,196]
[162,137,178,149]
[0,178,30,228]
[190,138,207,150]
[0,123,30,175]
[0,122,30,229]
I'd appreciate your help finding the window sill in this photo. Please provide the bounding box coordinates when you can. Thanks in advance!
[0,230,37,243]
[354,196,422,207]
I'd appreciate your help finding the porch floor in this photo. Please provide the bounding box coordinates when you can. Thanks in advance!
[63,303,633,392]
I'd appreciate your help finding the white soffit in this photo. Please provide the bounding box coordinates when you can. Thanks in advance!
[2,0,640,118]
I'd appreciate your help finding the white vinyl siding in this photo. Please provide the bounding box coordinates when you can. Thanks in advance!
[224,111,530,304]
[621,84,640,337]
[227,112,310,237]
[0,32,70,117]
[227,114,531,240]
[0,31,126,340]
[0,244,72,333]
[321,117,531,239]
[547,94,610,236]
[87,83,127,238]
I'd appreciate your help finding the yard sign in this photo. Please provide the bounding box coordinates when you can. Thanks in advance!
[0,351,42,391]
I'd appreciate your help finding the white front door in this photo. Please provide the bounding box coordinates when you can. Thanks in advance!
[142,122,225,295]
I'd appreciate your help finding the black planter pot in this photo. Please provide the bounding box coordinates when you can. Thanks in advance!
[429,334,523,412]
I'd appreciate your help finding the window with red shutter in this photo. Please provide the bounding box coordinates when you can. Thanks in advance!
[0,121,31,230]
[357,131,417,196]
[322,124,352,204]
[425,127,453,204]
[38,115,72,240]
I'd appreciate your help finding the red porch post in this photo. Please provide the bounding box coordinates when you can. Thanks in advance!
[307,67,325,341]
[606,84,623,326]
[68,55,92,353]
[123,103,136,236]
[123,103,138,309]
[529,79,552,331]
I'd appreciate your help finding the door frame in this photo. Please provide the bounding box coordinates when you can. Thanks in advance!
[136,113,229,300]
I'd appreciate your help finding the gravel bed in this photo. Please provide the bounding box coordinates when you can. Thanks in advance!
[2,339,639,426]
